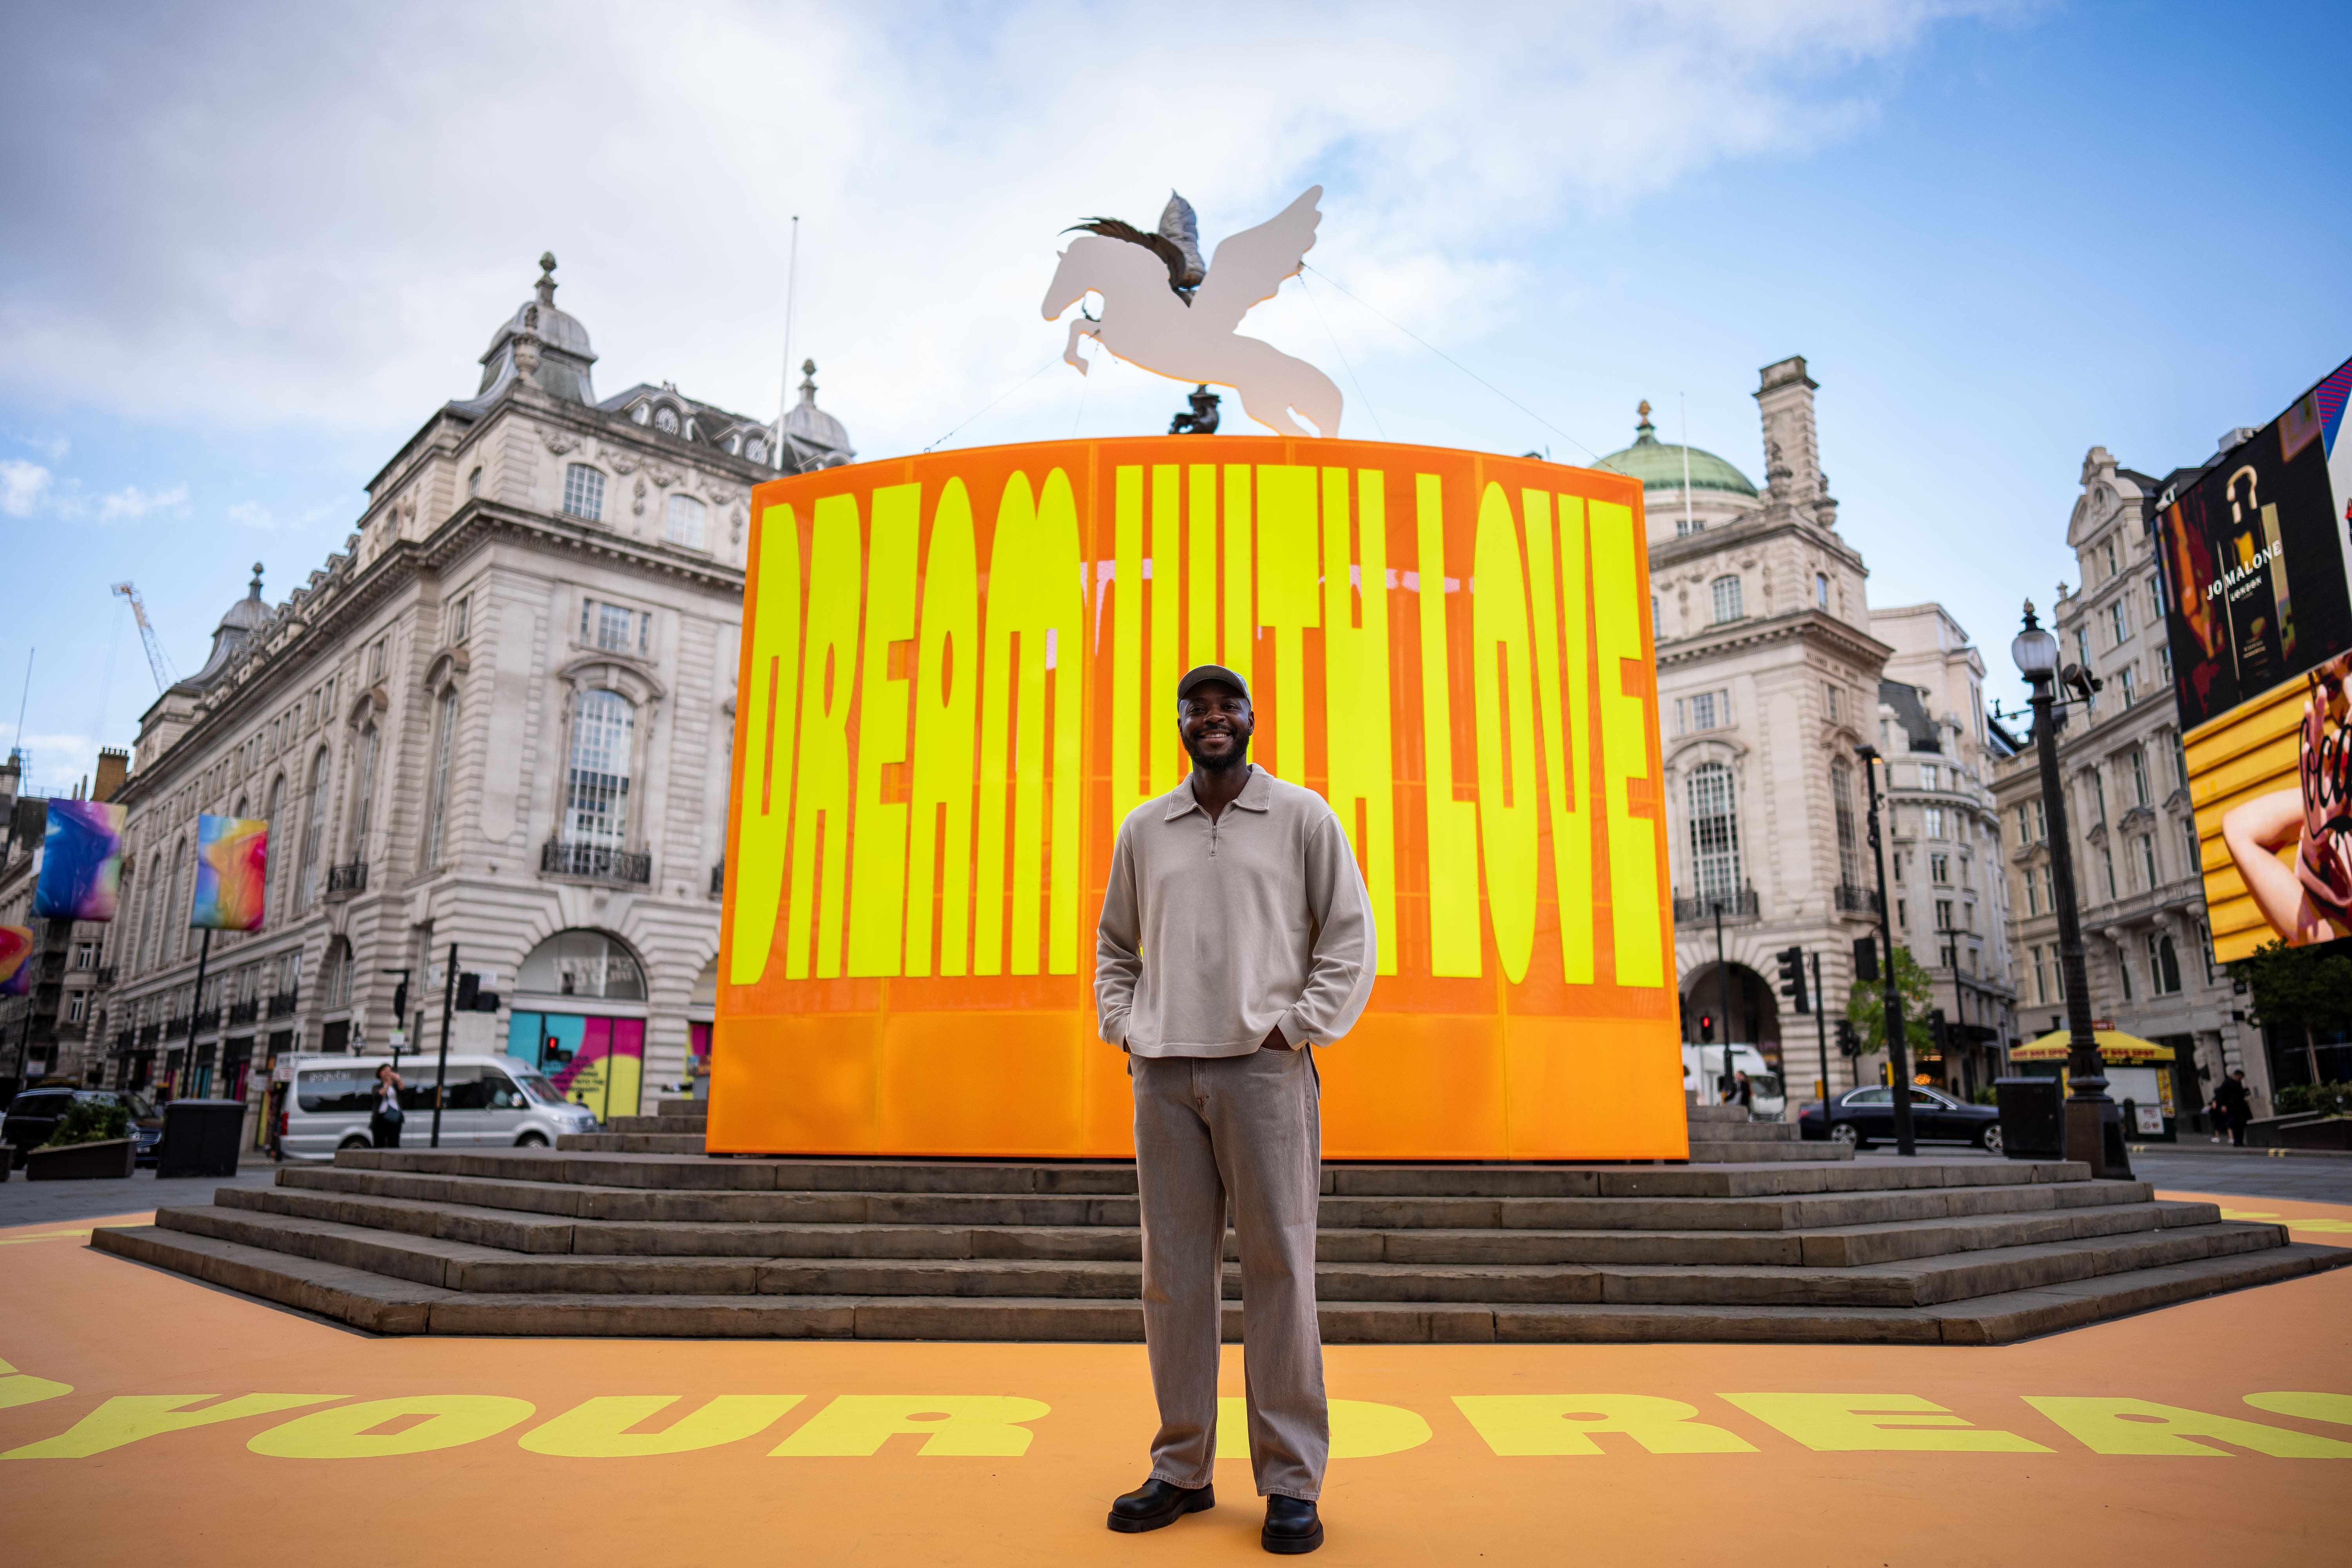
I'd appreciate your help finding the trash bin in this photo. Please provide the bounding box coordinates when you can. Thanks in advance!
[1994,1076,2065,1160]
[158,1098,247,1178]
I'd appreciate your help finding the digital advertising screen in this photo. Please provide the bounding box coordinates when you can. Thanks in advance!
[2163,355,2352,962]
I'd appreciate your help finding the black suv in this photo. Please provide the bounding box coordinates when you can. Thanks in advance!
[3,1088,165,1169]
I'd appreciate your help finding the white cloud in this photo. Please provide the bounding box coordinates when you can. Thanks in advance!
[0,459,51,516]
[92,483,188,521]
[0,0,1992,456]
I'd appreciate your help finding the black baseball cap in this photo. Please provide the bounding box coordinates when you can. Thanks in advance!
[1176,664,1250,702]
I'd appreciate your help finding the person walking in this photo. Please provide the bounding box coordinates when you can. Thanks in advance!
[1096,664,1376,1557]
[2215,1068,2252,1148]
[370,1062,406,1149]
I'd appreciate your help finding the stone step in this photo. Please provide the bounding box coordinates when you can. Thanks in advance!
[220,1181,2217,1270]
[280,1161,2138,1233]
[657,1100,706,1117]
[1688,1120,1795,1139]
[89,1223,2351,1345]
[1686,1140,1852,1163]
[1687,1105,1753,1123]
[275,1161,2136,1232]
[342,1147,2080,1200]
[603,1115,708,1135]
[561,1132,708,1153]
[157,1202,2282,1311]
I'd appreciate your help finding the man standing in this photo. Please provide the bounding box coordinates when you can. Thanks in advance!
[1096,665,1376,1556]
[2215,1067,2252,1147]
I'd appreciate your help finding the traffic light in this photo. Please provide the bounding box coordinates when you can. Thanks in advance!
[1775,946,1810,1014]
[1835,1018,1862,1058]
[1853,935,1880,983]
[1698,1012,1715,1044]
[391,978,408,1021]
[1927,1008,1947,1051]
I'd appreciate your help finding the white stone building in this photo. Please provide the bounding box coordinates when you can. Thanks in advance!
[1991,444,2259,1124]
[1612,356,2013,1101]
[94,256,853,1132]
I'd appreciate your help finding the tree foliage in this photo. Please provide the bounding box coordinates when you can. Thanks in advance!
[2229,940,2352,1034]
[42,1098,128,1149]
[1847,943,1936,1056]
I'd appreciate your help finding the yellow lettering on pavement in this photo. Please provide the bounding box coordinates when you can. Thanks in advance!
[249,1395,536,1459]
[2024,1396,2352,1457]
[1215,1397,1432,1459]
[2,1393,341,1459]
[520,1395,806,1457]
[1721,1393,2049,1452]
[1452,1394,1755,1455]
[770,1394,1051,1457]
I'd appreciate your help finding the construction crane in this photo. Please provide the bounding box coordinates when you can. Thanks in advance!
[112,582,178,693]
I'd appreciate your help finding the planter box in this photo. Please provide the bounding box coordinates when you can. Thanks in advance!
[25,1138,136,1181]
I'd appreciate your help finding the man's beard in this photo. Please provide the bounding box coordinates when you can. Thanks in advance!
[1181,728,1251,772]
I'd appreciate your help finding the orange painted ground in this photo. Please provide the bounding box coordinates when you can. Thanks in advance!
[2,1198,2349,1567]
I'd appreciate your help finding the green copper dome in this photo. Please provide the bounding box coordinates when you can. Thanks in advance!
[1594,403,1757,497]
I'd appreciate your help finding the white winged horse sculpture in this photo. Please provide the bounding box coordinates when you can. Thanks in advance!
[1043,186,1343,438]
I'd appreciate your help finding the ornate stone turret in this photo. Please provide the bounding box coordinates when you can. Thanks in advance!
[465,252,599,408]
[1755,355,1836,529]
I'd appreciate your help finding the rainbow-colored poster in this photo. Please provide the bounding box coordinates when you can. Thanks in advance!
[192,814,269,932]
[0,926,31,996]
[33,799,127,922]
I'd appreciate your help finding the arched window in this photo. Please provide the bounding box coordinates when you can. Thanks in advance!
[324,937,354,1007]
[1711,575,1744,624]
[565,690,635,849]
[264,773,287,912]
[1686,762,1742,901]
[562,464,606,521]
[1831,755,1858,887]
[169,838,195,960]
[517,928,647,1001]
[299,747,330,909]
[138,851,163,972]
[665,492,707,549]
[348,725,379,860]
[425,688,459,867]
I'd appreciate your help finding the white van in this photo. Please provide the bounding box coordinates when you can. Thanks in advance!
[1681,1044,1786,1122]
[278,1054,597,1160]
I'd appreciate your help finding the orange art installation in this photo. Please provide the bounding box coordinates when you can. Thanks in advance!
[713,436,1686,1160]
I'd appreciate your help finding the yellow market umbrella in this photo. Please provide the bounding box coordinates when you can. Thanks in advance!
[2009,1029,2176,1064]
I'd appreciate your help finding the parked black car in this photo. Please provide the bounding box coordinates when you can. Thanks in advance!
[2,1088,165,1169]
[1797,1085,2001,1152]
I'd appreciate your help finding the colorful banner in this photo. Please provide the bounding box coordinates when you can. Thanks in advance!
[32,799,126,922]
[2161,354,2352,961]
[714,435,1681,1161]
[191,814,270,932]
[0,925,31,997]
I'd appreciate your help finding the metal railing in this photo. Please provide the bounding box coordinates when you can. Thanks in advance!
[1672,885,1760,925]
[95,965,116,985]
[325,860,367,896]
[229,999,260,1025]
[267,988,299,1018]
[710,860,725,897]
[541,839,652,885]
[1833,881,1881,915]
[163,1014,190,1040]
[137,1022,160,1048]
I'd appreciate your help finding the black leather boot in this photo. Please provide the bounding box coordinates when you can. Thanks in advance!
[1107,1477,1214,1534]
[1262,1495,1323,1554]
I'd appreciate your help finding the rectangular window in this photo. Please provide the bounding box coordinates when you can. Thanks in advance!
[2182,815,2201,876]
[451,594,471,643]
[66,992,86,1023]
[1930,852,1950,884]
[1691,691,1716,730]
[2041,864,2055,913]
[2148,577,2164,624]
[2024,870,2041,916]
[1965,901,1976,933]
[2138,833,2157,889]
[1896,898,1908,930]
[2103,539,2118,579]
[2117,951,2134,1001]
[2118,665,2136,706]
[2033,799,2047,840]
[1815,572,1829,608]
[1924,806,1945,839]
[2172,732,2190,789]
[1711,575,1744,623]
[73,941,95,970]
[1920,764,1940,791]
[2101,846,2116,898]
[2031,944,2048,1004]
[2158,644,2172,681]
[2076,627,2091,671]
[563,463,606,521]
[1934,897,1954,933]
[589,601,635,653]
[368,638,387,682]
[2108,601,2128,646]
[664,492,708,550]
[2129,748,2150,807]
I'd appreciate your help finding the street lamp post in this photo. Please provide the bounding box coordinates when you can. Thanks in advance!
[2011,601,2127,1178]
[1853,744,1917,1157]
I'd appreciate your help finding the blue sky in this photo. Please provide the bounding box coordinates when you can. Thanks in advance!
[4,0,2348,795]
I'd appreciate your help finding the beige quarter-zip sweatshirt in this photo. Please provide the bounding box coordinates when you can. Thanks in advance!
[1095,766,1377,1058]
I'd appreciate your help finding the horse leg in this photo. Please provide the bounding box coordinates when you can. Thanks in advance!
[1064,316,1100,373]
[1227,339,1339,438]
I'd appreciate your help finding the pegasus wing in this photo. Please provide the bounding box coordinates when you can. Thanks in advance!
[1191,186,1322,334]
[1156,191,1206,288]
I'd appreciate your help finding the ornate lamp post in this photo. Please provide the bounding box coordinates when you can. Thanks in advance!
[2011,602,2128,1178]
[1853,743,1916,1156]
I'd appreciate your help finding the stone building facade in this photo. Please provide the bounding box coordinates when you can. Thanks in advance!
[1870,604,2019,1098]
[1614,358,1903,1100]
[0,749,129,1094]
[92,257,853,1133]
[1991,444,2261,1121]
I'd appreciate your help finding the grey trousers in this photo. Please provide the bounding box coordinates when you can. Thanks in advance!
[1131,1046,1327,1501]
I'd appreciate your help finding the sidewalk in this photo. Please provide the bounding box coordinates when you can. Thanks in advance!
[4,1198,2350,1566]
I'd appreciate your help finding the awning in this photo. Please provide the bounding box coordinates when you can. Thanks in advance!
[2010,1029,2175,1063]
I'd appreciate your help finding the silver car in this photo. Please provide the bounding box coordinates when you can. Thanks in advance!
[279,1053,597,1159]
